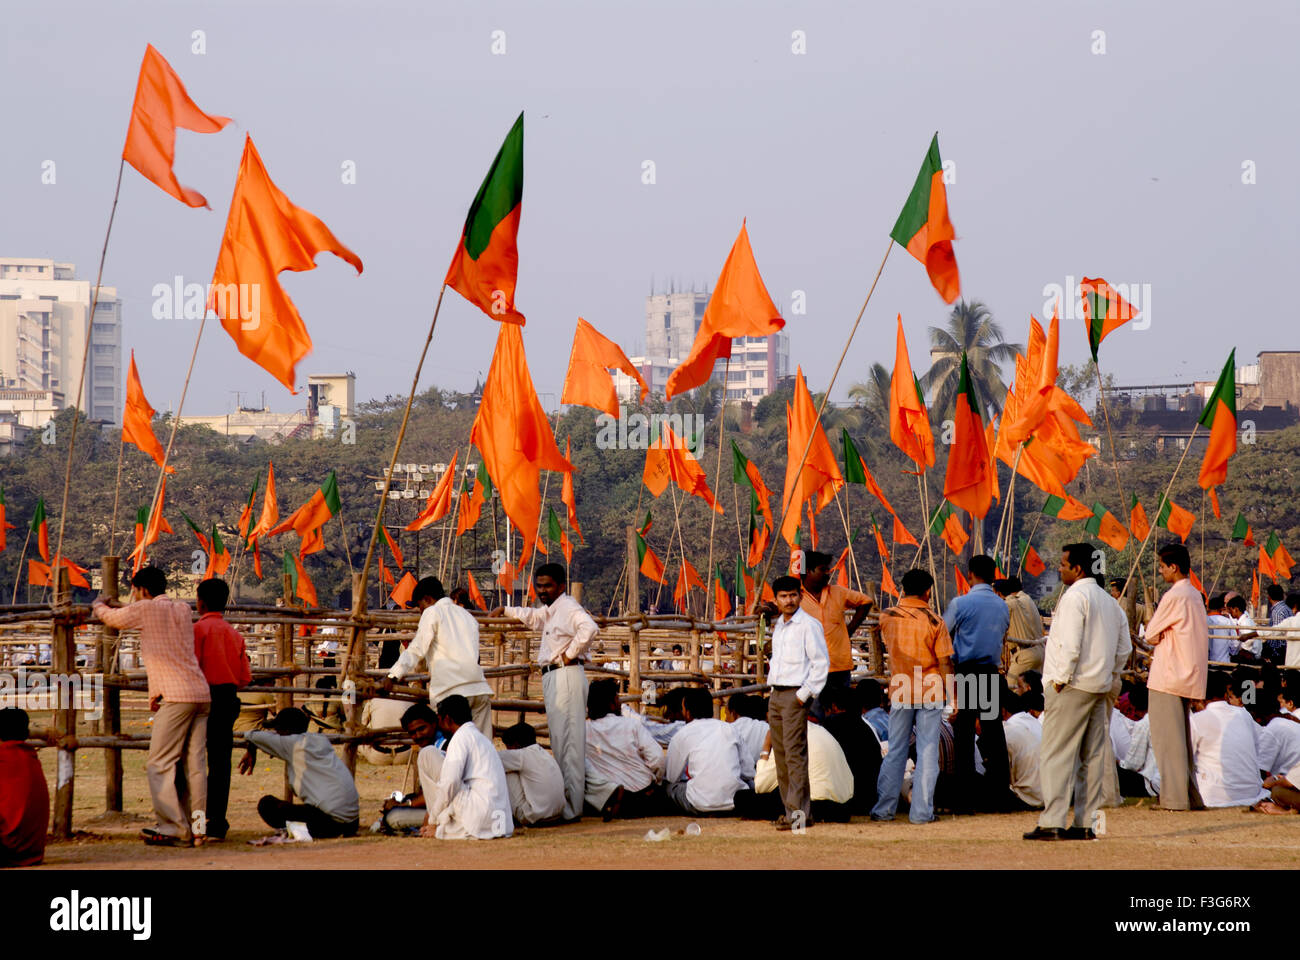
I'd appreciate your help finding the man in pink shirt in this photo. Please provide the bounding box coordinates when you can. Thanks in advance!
[94,566,211,846]
[1142,543,1207,811]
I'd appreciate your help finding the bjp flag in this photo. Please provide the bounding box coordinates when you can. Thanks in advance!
[561,317,648,416]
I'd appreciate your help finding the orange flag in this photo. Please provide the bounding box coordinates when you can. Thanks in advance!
[471,325,572,566]
[250,538,264,580]
[208,135,363,393]
[288,552,318,606]
[644,426,724,514]
[713,568,733,620]
[1259,544,1276,583]
[121,351,174,473]
[249,462,279,541]
[406,452,459,532]
[497,561,517,594]
[128,478,170,573]
[943,354,994,519]
[121,44,230,208]
[561,317,648,416]
[781,368,845,546]
[378,553,396,587]
[666,220,784,398]
[880,563,899,599]
[28,560,51,587]
[889,316,935,468]
[1251,567,1261,608]
[998,310,1060,448]
[382,526,405,569]
[465,570,487,611]
[390,571,416,608]
[561,438,583,544]
[893,513,920,548]
[954,567,970,595]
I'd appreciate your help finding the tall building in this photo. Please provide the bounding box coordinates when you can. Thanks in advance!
[0,257,123,424]
[611,288,789,404]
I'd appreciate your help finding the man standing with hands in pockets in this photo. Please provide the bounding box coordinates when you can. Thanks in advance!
[766,575,829,831]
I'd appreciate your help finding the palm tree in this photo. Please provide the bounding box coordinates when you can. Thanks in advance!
[847,362,893,438]
[921,300,1021,419]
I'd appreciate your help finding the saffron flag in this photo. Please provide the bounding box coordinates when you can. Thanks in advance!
[713,563,732,619]
[889,317,936,468]
[1019,537,1046,578]
[943,354,994,519]
[732,442,774,530]
[1267,532,1294,580]
[390,572,417,608]
[209,135,363,393]
[250,538,263,579]
[497,561,516,594]
[465,570,487,611]
[1197,350,1237,517]
[31,498,49,562]
[1155,495,1195,543]
[893,513,919,548]
[121,351,174,473]
[546,507,572,565]
[283,552,318,607]
[471,324,572,565]
[929,502,968,556]
[0,485,11,553]
[644,425,723,513]
[456,462,492,537]
[890,134,960,304]
[561,317,648,415]
[954,567,970,596]
[179,510,212,554]
[1042,493,1093,522]
[561,438,583,544]
[238,478,258,546]
[1259,544,1276,582]
[781,367,845,546]
[998,310,1061,448]
[122,44,230,208]
[636,533,665,584]
[880,562,899,599]
[1129,494,1151,543]
[1252,566,1261,609]
[129,480,170,572]
[381,525,404,570]
[378,553,396,587]
[673,564,691,614]
[1080,277,1139,360]
[666,220,784,398]
[34,558,89,590]
[1085,503,1130,551]
[746,498,771,569]
[1231,512,1255,547]
[207,525,230,578]
[271,471,342,549]
[406,453,459,532]
[249,462,279,541]
[445,112,526,324]
[1189,568,1206,597]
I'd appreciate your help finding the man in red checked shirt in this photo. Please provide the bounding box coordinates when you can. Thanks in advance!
[193,578,252,842]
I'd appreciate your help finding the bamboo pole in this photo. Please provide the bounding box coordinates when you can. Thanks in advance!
[1016,512,1044,576]
[51,566,76,838]
[1093,359,1149,598]
[704,359,730,617]
[108,431,127,557]
[51,159,126,579]
[1123,424,1201,586]
[10,525,32,605]
[626,525,641,615]
[523,412,564,590]
[100,554,123,813]
[667,481,692,616]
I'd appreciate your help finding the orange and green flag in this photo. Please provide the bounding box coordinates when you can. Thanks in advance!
[283,549,318,607]
[732,441,774,530]
[943,354,994,519]
[1080,277,1139,360]
[179,510,212,553]
[1042,493,1093,522]
[547,507,573,565]
[890,134,960,304]
[271,471,341,552]
[636,533,665,584]
[1019,537,1045,578]
[208,525,230,578]
[1085,503,1130,551]
[1129,494,1150,543]
[1266,532,1294,580]
[1197,350,1237,518]
[30,498,49,562]
[456,461,493,538]
[0,485,13,553]
[1231,512,1255,547]
[713,563,732,619]
[561,438,583,544]
[445,112,526,324]
[842,429,897,516]
[929,502,968,556]
[238,477,258,547]
[1155,495,1194,543]
[889,316,936,468]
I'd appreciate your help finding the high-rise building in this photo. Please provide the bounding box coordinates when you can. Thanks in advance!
[611,288,789,405]
[0,258,123,424]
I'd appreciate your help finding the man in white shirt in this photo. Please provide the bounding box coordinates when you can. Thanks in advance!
[766,575,829,831]
[1190,672,1267,808]
[422,695,514,839]
[725,692,770,778]
[1025,543,1131,841]
[585,679,666,820]
[380,703,445,832]
[1117,685,1161,798]
[1205,595,1236,663]
[1225,596,1261,660]
[386,577,494,739]
[498,722,564,825]
[1002,689,1043,809]
[493,563,598,821]
[665,687,750,815]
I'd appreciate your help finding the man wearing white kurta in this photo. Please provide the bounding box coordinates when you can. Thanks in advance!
[388,577,495,739]
[1190,673,1268,808]
[423,695,513,840]
[495,563,599,821]
[498,723,565,825]
[585,678,665,816]
[1026,543,1131,841]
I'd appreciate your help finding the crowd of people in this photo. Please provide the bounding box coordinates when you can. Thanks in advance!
[3,543,1299,866]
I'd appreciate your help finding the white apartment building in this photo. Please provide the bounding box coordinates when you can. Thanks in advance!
[0,258,123,424]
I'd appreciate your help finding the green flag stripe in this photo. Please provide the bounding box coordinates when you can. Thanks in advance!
[321,471,341,515]
[890,133,942,247]
[1197,349,1237,428]
[841,429,866,485]
[462,113,524,260]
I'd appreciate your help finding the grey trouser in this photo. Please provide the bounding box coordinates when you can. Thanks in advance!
[767,687,811,821]
[542,664,588,820]
[147,700,210,839]
[1038,685,1108,830]
[469,693,494,741]
[1148,690,1204,810]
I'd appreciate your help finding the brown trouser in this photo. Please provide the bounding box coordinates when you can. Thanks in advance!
[767,687,811,822]
[1148,690,1204,810]
[147,700,210,839]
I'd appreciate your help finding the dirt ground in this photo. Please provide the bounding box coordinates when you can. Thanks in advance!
[31,745,1300,870]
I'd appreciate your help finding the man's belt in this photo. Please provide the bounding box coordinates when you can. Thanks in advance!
[540,661,584,675]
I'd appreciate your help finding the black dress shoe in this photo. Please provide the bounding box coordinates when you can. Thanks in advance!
[1022,826,1067,841]
[1064,826,1097,840]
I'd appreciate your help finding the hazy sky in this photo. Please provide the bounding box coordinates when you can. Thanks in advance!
[2,0,1295,418]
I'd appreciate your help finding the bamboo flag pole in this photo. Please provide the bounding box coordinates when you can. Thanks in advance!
[523,411,564,590]
[441,442,474,580]
[1093,358,1150,598]
[337,506,356,586]
[1123,423,1200,586]
[992,444,1024,564]
[704,358,730,618]
[51,160,126,580]
[1016,511,1044,576]
[107,433,127,556]
[756,240,893,593]
[1200,489,1206,585]
[1207,539,1233,599]
[10,526,33,605]
[832,487,864,592]
[668,480,692,616]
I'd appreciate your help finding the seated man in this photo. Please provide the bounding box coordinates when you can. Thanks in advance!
[820,684,881,814]
[664,687,750,816]
[1118,684,1161,798]
[0,708,49,867]
[586,678,666,820]
[1256,677,1300,781]
[241,707,361,839]
[858,680,889,753]
[725,693,770,780]
[1206,595,1236,664]
[422,695,513,839]
[1002,689,1043,810]
[1259,761,1300,813]
[378,703,445,833]
[630,685,686,747]
[1190,672,1267,808]
[358,695,415,766]
[751,719,855,822]
[1226,596,1262,662]
[498,722,565,826]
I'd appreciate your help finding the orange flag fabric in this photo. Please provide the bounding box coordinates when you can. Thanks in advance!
[666,221,784,398]
[406,452,459,532]
[889,317,935,468]
[249,462,279,541]
[643,426,724,514]
[497,561,517,594]
[561,438,583,544]
[781,368,845,546]
[465,570,487,611]
[122,44,231,208]
[943,354,994,519]
[128,479,170,573]
[880,562,899,599]
[378,553,396,587]
[382,526,405,569]
[954,567,970,596]
[122,351,174,473]
[893,513,920,548]
[208,135,363,393]
[390,571,416,608]
[561,318,648,416]
[471,324,572,565]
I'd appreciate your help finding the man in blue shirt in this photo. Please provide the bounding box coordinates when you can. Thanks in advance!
[943,554,1015,813]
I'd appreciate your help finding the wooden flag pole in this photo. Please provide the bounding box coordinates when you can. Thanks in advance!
[1015,511,1044,576]
[832,487,864,592]
[51,159,126,580]
[441,442,474,581]
[10,525,33,605]
[704,358,730,618]
[1207,539,1233,599]
[668,480,692,616]
[756,240,893,594]
[523,411,564,590]
[107,432,128,556]
[1123,423,1200,586]
[992,444,1024,566]
[1093,357,1150,599]
[337,506,356,586]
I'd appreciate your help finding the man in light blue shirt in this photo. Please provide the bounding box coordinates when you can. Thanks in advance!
[943,554,1014,813]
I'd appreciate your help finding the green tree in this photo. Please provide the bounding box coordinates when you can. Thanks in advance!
[921,299,1020,419]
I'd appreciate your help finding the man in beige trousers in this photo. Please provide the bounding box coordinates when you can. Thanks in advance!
[94,565,211,847]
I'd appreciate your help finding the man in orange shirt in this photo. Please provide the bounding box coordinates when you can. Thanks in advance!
[0,708,49,867]
[795,551,874,717]
[1143,543,1207,811]
[193,578,252,841]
